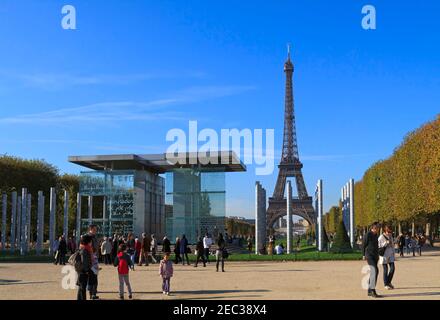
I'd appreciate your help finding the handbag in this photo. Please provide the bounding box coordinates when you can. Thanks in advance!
[379,235,389,256]
[222,249,229,259]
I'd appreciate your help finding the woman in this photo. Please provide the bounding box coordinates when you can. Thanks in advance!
[378,225,396,290]
[126,233,136,266]
[174,237,181,264]
[216,233,226,272]
[77,235,93,300]
[179,234,189,265]
[162,236,171,254]
[194,237,206,267]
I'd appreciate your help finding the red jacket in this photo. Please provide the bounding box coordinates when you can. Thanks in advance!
[115,252,132,275]
[135,239,142,254]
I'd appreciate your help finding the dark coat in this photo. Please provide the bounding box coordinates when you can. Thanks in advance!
[196,240,204,254]
[362,231,379,260]
[163,238,171,253]
[179,237,188,254]
[79,248,92,273]
[58,239,67,254]
[174,240,180,254]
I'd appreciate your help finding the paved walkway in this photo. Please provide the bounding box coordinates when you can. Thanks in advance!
[0,251,439,300]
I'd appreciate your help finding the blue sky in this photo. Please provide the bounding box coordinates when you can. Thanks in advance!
[1,1,439,218]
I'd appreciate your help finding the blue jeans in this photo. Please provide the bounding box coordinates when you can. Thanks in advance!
[383,262,395,286]
[162,277,170,293]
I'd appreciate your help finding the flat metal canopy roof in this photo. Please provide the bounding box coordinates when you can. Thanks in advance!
[68,151,246,173]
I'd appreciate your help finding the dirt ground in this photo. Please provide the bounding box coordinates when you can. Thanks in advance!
[1,250,439,300]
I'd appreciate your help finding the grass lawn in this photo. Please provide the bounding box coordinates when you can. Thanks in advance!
[0,250,53,263]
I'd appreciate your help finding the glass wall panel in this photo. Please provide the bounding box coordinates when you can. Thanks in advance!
[165,168,226,243]
[79,170,135,237]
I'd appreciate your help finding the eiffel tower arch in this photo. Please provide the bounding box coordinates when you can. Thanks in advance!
[266,47,316,230]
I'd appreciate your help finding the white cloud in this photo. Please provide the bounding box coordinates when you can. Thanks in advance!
[1,70,207,90]
[0,85,255,126]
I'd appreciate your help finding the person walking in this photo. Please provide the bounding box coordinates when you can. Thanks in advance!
[174,237,181,264]
[126,233,136,266]
[409,236,417,257]
[180,234,189,265]
[362,222,381,298]
[135,236,142,264]
[162,235,171,254]
[151,234,158,264]
[52,236,60,263]
[55,235,67,265]
[113,243,134,300]
[112,234,119,261]
[139,233,151,266]
[203,233,213,263]
[404,234,411,256]
[379,225,396,290]
[159,252,174,295]
[247,236,253,254]
[76,235,93,300]
[67,236,77,254]
[216,233,226,272]
[417,235,425,256]
[398,233,405,257]
[194,237,206,267]
[86,224,100,300]
[100,237,112,265]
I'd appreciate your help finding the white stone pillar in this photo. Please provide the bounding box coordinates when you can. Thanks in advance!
[76,194,82,244]
[316,179,323,251]
[286,181,292,254]
[88,196,93,225]
[10,192,17,253]
[16,196,22,251]
[20,188,27,255]
[25,193,31,253]
[63,190,69,238]
[1,194,7,252]
[36,191,44,255]
[349,178,355,247]
[49,187,56,255]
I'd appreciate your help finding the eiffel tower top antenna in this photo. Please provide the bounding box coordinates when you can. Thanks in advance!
[287,43,291,60]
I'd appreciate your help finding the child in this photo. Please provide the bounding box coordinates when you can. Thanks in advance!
[159,252,174,295]
[114,243,134,300]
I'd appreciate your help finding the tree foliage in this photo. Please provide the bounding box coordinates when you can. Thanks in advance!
[0,155,79,240]
[330,220,353,253]
[353,115,440,231]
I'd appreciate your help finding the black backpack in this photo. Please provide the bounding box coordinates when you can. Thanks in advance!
[68,250,83,272]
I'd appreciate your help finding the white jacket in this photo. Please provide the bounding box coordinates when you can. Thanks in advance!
[203,237,212,249]
[378,234,395,264]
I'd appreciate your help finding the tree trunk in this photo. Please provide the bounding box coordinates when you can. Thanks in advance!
[411,220,415,237]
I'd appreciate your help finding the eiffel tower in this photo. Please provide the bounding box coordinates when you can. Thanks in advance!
[266,46,316,230]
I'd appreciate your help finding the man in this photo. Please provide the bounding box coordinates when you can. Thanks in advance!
[362,222,382,298]
[55,235,67,265]
[275,243,284,255]
[100,237,112,265]
[398,233,405,257]
[162,235,171,254]
[151,234,158,264]
[203,233,212,263]
[139,233,151,266]
[87,224,100,300]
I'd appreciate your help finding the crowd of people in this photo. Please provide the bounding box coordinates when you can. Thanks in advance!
[61,225,230,300]
[362,222,428,298]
